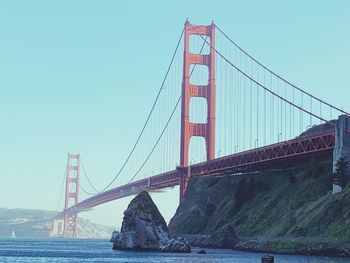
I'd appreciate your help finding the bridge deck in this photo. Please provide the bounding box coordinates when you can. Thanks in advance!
[60,131,335,216]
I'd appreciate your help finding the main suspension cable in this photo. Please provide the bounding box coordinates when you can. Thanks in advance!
[128,96,181,183]
[127,36,209,183]
[191,24,334,125]
[215,24,349,116]
[79,182,96,196]
[80,157,101,194]
[91,28,185,193]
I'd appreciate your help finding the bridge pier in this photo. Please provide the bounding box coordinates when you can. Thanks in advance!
[179,175,185,202]
[179,174,190,202]
[177,166,190,202]
[51,219,64,236]
[333,115,350,193]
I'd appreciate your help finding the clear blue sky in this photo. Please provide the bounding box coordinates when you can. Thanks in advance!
[0,1,349,228]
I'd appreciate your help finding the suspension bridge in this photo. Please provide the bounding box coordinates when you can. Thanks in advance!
[53,20,350,237]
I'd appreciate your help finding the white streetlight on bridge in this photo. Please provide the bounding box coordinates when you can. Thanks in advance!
[278,132,283,142]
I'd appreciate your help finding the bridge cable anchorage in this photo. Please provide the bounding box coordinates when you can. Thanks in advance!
[190,24,335,126]
[80,157,101,194]
[215,24,350,116]
[127,36,209,183]
[84,28,185,193]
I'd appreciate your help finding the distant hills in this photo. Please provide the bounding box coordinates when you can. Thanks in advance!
[0,208,114,239]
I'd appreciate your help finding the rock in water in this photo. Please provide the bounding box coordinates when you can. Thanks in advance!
[161,237,191,253]
[112,191,169,251]
[197,248,206,254]
[111,191,176,251]
[261,254,274,263]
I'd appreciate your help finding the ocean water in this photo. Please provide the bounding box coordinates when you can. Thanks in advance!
[0,238,348,263]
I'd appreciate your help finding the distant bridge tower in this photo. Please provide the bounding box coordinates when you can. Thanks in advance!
[179,21,216,201]
[63,153,80,237]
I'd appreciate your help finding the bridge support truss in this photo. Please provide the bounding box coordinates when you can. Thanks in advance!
[179,21,216,201]
[63,153,80,237]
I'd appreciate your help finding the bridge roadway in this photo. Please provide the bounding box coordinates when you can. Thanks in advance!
[60,130,335,217]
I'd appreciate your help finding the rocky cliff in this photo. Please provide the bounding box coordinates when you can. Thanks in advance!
[169,156,350,256]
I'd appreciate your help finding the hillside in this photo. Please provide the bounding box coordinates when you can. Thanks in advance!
[168,156,350,256]
[0,208,114,239]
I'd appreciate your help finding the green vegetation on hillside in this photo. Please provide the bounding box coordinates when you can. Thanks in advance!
[169,157,350,243]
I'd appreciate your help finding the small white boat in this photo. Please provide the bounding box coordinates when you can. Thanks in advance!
[11,230,16,239]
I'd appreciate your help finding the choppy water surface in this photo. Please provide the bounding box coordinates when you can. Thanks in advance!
[0,238,348,263]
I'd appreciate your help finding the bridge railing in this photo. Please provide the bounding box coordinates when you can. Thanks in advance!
[189,130,335,177]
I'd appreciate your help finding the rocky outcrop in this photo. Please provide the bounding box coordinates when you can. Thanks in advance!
[160,237,191,253]
[111,191,190,252]
[197,248,206,254]
[111,191,169,251]
[177,230,238,249]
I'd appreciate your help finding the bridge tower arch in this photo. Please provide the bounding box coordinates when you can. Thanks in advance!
[179,21,216,201]
[63,153,80,237]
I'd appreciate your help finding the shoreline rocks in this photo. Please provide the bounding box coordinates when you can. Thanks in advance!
[174,234,350,258]
[234,239,350,258]
[160,237,191,253]
[197,248,206,254]
[176,227,238,249]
